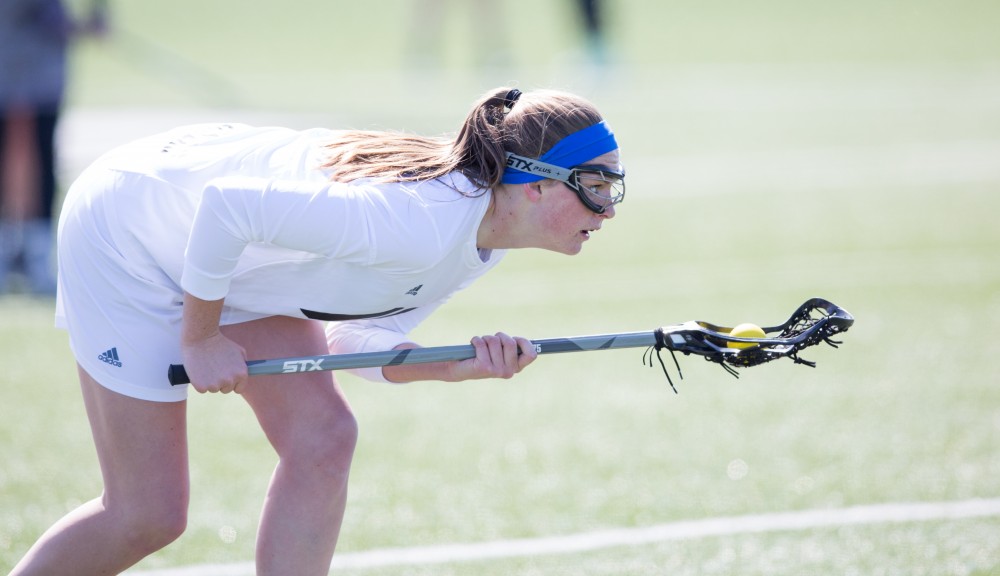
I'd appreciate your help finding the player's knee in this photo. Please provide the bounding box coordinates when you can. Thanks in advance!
[141,509,187,553]
[319,413,359,473]
[290,413,359,479]
[129,506,187,555]
[112,489,189,554]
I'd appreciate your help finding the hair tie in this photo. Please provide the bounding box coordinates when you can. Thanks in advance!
[502,89,522,113]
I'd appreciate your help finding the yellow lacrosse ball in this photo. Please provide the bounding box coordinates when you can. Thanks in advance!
[728,323,765,349]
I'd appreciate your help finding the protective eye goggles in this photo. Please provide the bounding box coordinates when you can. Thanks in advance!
[504,152,625,214]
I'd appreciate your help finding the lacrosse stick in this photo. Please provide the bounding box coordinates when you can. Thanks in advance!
[168,297,854,391]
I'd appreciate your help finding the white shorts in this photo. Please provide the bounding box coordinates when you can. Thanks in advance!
[55,161,189,402]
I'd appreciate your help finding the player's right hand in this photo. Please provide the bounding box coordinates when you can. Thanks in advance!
[180,332,248,394]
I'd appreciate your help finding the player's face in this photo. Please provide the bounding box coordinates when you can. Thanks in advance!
[538,149,621,255]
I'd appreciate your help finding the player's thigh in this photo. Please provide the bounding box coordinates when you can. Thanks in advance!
[79,365,189,511]
[222,317,356,455]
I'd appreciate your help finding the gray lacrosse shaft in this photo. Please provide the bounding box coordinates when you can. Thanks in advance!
[168,331,659,385]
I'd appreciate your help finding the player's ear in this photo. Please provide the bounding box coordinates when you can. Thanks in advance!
[522,182,544,204]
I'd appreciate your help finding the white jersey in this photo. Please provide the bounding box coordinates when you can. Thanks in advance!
[55,123,505,400]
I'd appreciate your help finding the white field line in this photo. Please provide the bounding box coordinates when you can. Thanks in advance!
[128,498,1000,575]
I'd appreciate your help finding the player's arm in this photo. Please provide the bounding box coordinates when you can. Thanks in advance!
[179,293,248,393]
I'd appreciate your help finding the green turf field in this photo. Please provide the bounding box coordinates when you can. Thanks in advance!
[3,1,999,574]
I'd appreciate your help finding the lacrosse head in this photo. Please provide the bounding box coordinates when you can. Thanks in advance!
[654,298,854,376]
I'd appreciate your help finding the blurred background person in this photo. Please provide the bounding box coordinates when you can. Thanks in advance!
[575,0,608,66]
[405,0,509,71]
[0,0,107,295]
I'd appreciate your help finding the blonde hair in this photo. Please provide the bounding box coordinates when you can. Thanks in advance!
[320,87,605,192]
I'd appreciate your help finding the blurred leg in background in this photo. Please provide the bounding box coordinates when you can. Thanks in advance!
[0,106,59,295]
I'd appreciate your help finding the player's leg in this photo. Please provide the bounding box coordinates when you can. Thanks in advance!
[223,316,358,576]
[10,366,189,576]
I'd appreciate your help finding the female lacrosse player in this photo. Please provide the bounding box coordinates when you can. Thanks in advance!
[11,86,625,575]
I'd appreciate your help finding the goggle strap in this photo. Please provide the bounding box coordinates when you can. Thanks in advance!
[504,152,576,183]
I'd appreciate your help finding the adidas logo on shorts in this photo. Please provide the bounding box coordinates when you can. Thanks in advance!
[99,347,123,368]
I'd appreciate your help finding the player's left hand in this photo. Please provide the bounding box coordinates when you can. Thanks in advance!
[456,332,537,381]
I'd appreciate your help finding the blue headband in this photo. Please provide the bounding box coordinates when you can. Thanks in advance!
[501,121,618,184]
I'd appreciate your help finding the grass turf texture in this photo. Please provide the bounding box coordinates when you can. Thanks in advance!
[3,0,999,573]
[2,183,997,574]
